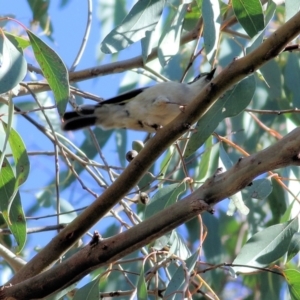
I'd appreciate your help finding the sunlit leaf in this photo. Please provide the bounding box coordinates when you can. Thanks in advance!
[101,0,165,53]
[137,264,148,300]
[0,156,26,252]
[202,0,221,63]
[286,233,300,262]
[183,0,202,31]
[144,182,186,219]
[284,269,300,300]
[232,218,299,274]
[158,3,188,66]
[232,0,264,37]
[4,32,31,50]
[26,30,69,116]
[27,0,53,37]
[164,250,199,299]
[242,178,273,201]
[168,231,191,259]
[0,34,27,94]
[285,0,300,21]
[2,123,30,188]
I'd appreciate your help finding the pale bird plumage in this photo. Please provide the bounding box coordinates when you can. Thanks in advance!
[62,69,216,132]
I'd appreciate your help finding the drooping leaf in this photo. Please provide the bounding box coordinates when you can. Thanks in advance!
[101,0,165,53]
[285,0,300,21]
[137,264,148,300]
[164,250,199,300]
[183,0,202,31]
[242,178,273,201]
[2,123,30,188]
[27,0,54,37]
[168,230,191,259]
[115,129,127,168]
[0,34,27,94]
[284,269,300,300]
[219,144,249,215]
[232,0,265,38]
[286,233,300,262]
[73,278,99,300]
[144,182,186,219]
[26,30,69,116]
[158,3,188,66]
[202,0,221,63]
[0,156,26,252]
[232,218,299,274]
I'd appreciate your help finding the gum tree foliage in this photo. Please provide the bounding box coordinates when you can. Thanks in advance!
[0,0,300,299]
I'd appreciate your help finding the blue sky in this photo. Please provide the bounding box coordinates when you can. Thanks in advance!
[0,0,152,285]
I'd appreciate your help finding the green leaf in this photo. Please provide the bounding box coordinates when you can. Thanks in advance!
[202,213,224,264]
[285,0,300,21]
[260,60,282,100]
[185,75,256,158]
[242,178,273,201]
[287,233,300,262]
[137,264,148,300]
[0,156,26,252]
[26,30,69,116]
[27,0,49,20]
[159,145,175,182]
[4,32,31,50]
[73,278,99,300]
[168,231,191,259]
[157,3,188,66]
[219,145,249,215]
[284,53,300,108]
[0,34,27,94]
[141,30,156,64]
[115,130,127,168]
[2,122,30,224]
[232,0,265,38]
[284,269,300,300]
[232,218,299,274]
[194,137,219,183]
[280,200,295,223]
[101,0,165,53]
[2,123,30,188]
[44,283,77,300]
[246,0,276,53]
[194,136,213,182]
[144,182,186,219]
[164,250,199,299]
[183,0,202,31]
[27,0,53,37]
[202,0,221,63]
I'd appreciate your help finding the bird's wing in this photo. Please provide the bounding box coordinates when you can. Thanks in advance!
[63,87,149,121]
[98,87,150,105]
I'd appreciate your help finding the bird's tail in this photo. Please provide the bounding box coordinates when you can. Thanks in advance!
[62,107,98,131]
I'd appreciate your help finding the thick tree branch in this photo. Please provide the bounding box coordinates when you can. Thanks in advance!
[5,8,300,293]
[1,127,300,299]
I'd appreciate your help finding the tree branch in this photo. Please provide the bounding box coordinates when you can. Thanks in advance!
[5,8,300,295]
[1,127,300,299]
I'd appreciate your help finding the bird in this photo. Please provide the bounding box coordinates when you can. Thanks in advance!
[62,69,216,133]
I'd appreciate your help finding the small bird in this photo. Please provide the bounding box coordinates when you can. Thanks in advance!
[62,69,216,133]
